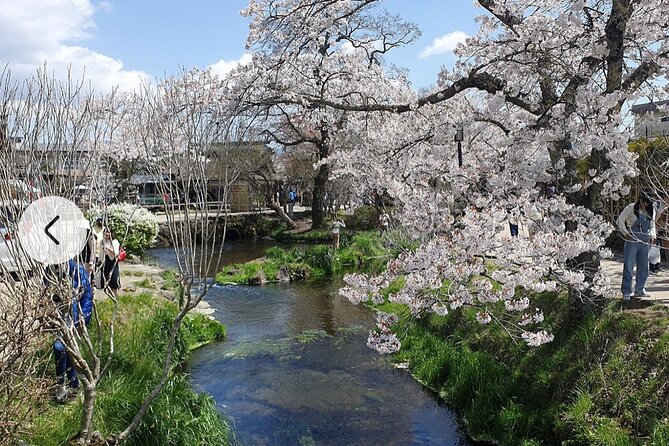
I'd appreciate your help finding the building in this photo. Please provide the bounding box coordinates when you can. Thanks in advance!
[129,141,278,213]
[631,100,669,139]
[205,141,277,213]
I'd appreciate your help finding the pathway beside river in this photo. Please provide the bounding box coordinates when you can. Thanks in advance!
[601,258,669,306]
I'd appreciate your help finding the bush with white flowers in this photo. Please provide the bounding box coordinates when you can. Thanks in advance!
[88,203,159,252]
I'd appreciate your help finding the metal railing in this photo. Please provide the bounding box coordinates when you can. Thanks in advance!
[636,122,669,139]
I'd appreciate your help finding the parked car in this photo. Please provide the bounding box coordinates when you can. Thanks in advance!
[0,200,28,280]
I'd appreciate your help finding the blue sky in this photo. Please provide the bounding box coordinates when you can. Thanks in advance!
[0,0,482,92]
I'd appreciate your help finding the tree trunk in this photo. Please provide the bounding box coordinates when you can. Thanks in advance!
[311,129,331,230]
[269,201,295,229]
[555,142,605,321]
[311,162,330,229]
[79,385,96,444]
[263,180,295,229]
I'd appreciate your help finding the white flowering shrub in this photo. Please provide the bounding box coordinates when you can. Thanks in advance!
[88,203,159,252]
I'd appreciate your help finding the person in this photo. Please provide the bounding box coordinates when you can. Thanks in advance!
[507,207,520,237]
[99,227,121,296]
[92,217,104,255]
[330,219,346,250]
[377,212,390,234]
[545,185,557,199]
[617,190,657,300]
[287,188,297,218]
[52,258,94,403]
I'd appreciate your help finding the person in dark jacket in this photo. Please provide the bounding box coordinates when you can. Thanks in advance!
[52,258,94,403]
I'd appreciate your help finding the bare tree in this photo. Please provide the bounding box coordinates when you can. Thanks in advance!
[103,68,247,444]
[0,66,120,444]
[0,66,250,445]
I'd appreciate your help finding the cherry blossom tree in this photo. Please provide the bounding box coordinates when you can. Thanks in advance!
[237,0,669,350]
[230,0,420,228]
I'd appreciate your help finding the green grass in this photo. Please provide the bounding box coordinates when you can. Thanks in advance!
[160,269,180,291]
[271,229,332,243]
[216,231,388,285]
[121,270,145,277]
[385,293,669,446]
[25,292,229,446]
[135,277,156,289]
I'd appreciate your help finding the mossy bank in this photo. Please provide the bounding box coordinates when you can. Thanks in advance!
[216,231,388,284]
[24,291,230,446]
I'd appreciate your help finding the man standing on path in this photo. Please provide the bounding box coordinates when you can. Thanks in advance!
[288,188,297,219]
[617,190,657,300]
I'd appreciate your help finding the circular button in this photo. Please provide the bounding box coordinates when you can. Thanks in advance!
[17,196,88,265]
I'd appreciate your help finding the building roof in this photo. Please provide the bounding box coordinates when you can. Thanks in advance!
[631,100,669,115]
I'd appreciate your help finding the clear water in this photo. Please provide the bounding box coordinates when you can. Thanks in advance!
[148,243,470,446]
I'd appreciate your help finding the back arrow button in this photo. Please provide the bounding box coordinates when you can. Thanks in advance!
[45,215,60,245]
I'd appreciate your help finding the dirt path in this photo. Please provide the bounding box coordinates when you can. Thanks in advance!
[118,260,215,317]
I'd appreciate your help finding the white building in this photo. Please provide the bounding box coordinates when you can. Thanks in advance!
[631,100,669,139]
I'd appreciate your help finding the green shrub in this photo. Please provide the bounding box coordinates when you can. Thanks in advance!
[217,232,387,284]
[265,246,297,263]
[236,214,283,238]
[88,204,159,253]
[344,205,379,230]
[216,259,283,284]
[301,245,334,275]
[272,229,331,243]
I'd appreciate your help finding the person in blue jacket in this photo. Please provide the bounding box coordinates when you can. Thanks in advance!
[52,258,94,403]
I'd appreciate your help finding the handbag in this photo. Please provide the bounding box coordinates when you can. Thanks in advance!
[118,247,127,262]
[649,245,661,264]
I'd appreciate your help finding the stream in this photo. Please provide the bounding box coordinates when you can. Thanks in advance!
[148,242,470,446]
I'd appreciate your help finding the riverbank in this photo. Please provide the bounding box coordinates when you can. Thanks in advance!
[22,268,230,445]
[120,258,216,317]
[215,231,388,285]
[381,293,669,445]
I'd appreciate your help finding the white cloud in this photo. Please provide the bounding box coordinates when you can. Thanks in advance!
[419,31,469,59]
[339,40,383,55]
[209,53,253,78]
[0,0,149,92]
